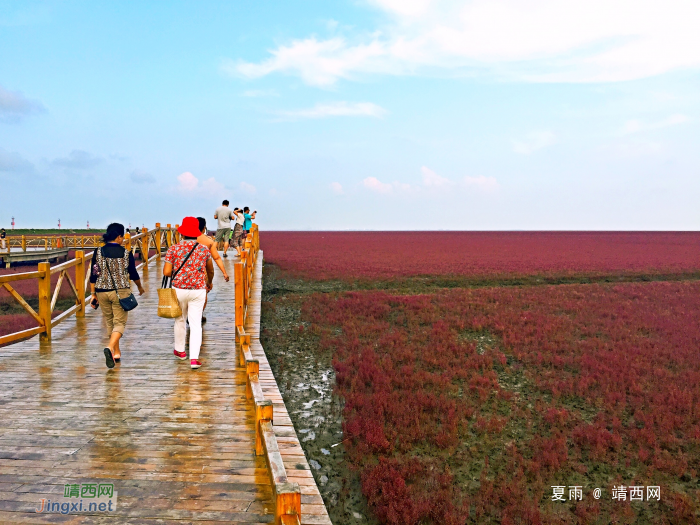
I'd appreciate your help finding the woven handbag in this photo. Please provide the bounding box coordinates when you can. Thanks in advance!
[157,243,198,319]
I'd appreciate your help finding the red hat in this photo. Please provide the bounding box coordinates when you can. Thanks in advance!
[177,217,202,238]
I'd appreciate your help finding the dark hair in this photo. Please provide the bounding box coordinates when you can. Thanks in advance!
[222,199,229,206]
[197,217,206,232]
[243,207,249,212]
[103,223,125,243]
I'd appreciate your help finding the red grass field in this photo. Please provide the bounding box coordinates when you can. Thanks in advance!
[262,231,700,280]
[302,281,700,524]
[262,231,700,524]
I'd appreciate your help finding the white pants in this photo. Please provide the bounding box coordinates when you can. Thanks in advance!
[174,288,206,360]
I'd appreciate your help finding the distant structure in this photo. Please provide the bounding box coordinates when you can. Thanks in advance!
[11,217,15,230]
[87,220,90,229]
[58,219,61,229]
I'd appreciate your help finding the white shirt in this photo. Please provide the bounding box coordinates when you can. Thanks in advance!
[215,206,234,229]
[235,212,244,226]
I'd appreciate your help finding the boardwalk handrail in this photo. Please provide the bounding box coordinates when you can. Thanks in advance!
[3,223,184,255]
[235,226,302,525]
[0,223,178,346]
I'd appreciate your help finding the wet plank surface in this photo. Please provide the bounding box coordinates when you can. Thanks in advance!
[0,257,281,523]
[246,252,332,525]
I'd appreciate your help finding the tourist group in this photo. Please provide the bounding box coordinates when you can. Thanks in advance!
[88,200,257,370]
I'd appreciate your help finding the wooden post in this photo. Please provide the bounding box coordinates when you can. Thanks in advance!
[125,232,131,251]
[21,235,26,252]
[275,486,302,525]
[141,227,149,272]
[166,224,172,247]
[38,262,52,340]
[175,225,180,244]
[44,238,48,250]
[155,223,162,260]
[75,250,86,317]
[234,262,244,335]
[242,254,249,310]
[255,399,274,456]
[246,359,260,399]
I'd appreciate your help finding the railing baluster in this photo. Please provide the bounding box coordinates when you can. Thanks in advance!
[75,250,86,317]
[155,223,162,260]
[38,262,51,341]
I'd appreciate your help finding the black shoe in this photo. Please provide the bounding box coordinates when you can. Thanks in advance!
[201,316,207,324]
[223,253,228,258]
[104,348,115,369]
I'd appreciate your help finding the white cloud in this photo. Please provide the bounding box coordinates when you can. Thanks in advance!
[421,166,450,187]
[464,175,499,192]
[176,171,226,194]
[0,85,45,122]
[277,101,387,120]
[363,167,498,195]
[229,38,388,86]
[513,131,556,154]
[363,176,394,193]
[330,182,344,194]
[423,166,499,192]
[240,181,257,193]
[622,114,690,135]
[232,0,700,85]
[177,171,199,191]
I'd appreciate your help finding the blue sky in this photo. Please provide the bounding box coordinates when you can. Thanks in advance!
[1,0,699,230]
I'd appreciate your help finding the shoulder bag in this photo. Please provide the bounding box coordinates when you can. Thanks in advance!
[104,247,139,312]
[157,243,199,319]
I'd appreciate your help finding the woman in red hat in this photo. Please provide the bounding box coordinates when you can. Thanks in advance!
[162,216,214,369]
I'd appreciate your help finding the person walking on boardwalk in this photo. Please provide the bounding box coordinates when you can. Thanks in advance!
[230,208,244,257]
[163,217,214,369]
[0,228,6,250]
[89,223,145,368]
[214,199,235,258]
[196,216,229,323]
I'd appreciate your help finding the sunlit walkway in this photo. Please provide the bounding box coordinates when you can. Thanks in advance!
[0,259,278,523]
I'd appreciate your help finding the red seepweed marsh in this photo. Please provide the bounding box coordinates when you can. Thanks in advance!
[260,231,700,525]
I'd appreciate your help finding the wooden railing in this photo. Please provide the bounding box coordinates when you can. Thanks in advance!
[0,223,178,346]
[235,225,302,525]
[4,224,184,255]
[4,234,102,251]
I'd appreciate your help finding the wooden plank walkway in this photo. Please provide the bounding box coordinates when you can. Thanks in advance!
[246,252,331,525]
[0,255,330,523]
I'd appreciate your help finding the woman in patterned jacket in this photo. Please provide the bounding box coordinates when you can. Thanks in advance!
[90,223,145,368]
[163,217,214,369]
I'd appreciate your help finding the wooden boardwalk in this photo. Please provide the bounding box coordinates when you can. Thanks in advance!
[0,254,331,524]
